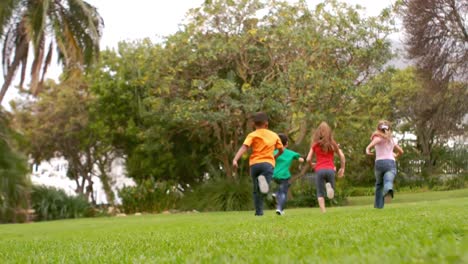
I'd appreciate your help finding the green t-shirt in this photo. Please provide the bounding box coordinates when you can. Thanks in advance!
[273,148,301,179]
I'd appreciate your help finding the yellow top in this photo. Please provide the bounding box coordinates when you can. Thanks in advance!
[243,128,283,166]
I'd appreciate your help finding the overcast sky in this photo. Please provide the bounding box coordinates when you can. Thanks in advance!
[2,0,398,108]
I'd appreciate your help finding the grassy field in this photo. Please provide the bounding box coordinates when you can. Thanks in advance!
[0,191,467,263]
[347,188,468,206]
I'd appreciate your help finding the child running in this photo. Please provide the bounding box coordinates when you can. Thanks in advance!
[232,112,284,216]
[306,122,345,213]
[273,134,304,216]
[365,120,404,209]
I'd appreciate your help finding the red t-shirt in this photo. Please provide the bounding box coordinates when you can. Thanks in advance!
[312,143,335,171]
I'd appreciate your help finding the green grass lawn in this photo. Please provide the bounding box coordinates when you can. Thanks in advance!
[347,188,468,206]
[0,191,467,263]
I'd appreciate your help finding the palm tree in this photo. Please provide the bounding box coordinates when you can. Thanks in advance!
[0,0,103,103]
[0,110,30,223]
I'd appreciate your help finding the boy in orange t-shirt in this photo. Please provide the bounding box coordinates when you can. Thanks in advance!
[232,112,283,216]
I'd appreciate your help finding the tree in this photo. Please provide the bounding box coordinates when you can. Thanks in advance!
[13,78,117,204]
[86,0,396,186]
[0,0,104,103]
[389,68,467,174]
[399,0,468,174]
[0,110,30,223]
[400,0,467,82]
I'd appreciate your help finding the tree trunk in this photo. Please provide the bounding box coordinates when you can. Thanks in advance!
[97,159,115,205]
[0,36,29,104]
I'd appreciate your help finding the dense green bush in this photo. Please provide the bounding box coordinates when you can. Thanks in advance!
[181,177,253,212]
[119,179,181,214]
[31,185,91,221]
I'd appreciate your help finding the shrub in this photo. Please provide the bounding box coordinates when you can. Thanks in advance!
[31,185,90,221]
[180,177,253,212]
[119,179,181,214]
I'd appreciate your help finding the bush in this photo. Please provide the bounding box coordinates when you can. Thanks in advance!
[180,177,253,212]
[118,179,181,214]
[31,185,91,221]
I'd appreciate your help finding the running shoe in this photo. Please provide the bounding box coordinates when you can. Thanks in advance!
[258,175,269,194]
[326,182,334,199]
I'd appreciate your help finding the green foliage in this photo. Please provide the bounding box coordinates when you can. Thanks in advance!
[0,0,103,103]
[87,0,397,186]
[118,179,181,214]
[0,191,466,262]
[181,177,253,212]
[30,185,91,221]
[0,111,30,223]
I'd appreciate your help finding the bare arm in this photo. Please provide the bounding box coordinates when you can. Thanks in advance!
[298,157,304,163]
[306,148,315,168]
[365,138,380,156]
[274,147,284,159]
[336,148,346,177]
[394,144,404,159]
[232,145,248,169]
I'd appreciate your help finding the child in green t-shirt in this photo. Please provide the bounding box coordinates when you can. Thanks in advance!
[273,134,304,215]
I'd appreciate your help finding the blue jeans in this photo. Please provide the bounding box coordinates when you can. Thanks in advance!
[274,179,290,211]
[374,159,397,209]
[250,163,274,216]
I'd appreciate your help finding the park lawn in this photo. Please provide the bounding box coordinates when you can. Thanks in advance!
[0,193,466,263]
[347,188,468,206]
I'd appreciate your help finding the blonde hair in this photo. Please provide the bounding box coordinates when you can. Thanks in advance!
[372,120,392,141]
[312,122,339,153]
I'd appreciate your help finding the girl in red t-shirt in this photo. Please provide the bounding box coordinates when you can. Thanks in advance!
[306,122,345,213]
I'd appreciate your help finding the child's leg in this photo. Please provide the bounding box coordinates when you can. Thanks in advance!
[325,170,336,199]
[250,165,263,216]
[383,161,397,199]
[383,167,396,204]
[251,163,274,216]
[277,179,289,211]
[374,162,385,209]
[315,170,327,213]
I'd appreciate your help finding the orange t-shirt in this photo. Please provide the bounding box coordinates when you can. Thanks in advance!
[243,128,283,166]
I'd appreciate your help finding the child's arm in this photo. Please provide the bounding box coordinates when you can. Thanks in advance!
[337,148,346,178]
[232,145,248,169]
[274,147,284,159]
[365,138,380,155]
[394,144,404,159]
[306,148,315,168]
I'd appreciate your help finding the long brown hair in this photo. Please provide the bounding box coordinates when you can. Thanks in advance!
[371,120,392,141]
[312,122,339,152]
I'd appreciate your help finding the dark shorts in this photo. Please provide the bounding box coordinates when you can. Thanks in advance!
[315,169,336,198]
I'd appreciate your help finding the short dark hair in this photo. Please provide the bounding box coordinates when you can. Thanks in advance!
[253,112,268,126]
[278,133,288,146]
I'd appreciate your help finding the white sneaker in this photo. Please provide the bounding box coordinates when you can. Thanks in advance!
[275,209,284,216]
[258,175,269,194]
[326,183,334,199]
